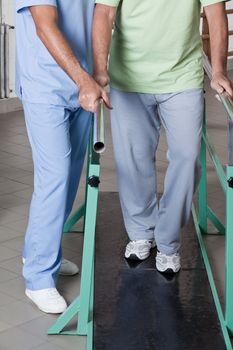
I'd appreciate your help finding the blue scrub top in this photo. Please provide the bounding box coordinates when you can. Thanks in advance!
[15,0,94,108]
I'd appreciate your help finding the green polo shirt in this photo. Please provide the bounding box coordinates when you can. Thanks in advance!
[95,0,227,93]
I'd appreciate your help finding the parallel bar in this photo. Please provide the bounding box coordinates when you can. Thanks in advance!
[192,205,233,350]
[225,165,233,335]
[77,163,100,335]
[221,96,233,123]
[48,116,99,348]
[93,101,105,154]
[203,52,233,123]
[206,206,225,235]
[198,103,208,233]
[203,130,227,193]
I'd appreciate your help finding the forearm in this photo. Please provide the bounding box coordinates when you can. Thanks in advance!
[205,2,228,75]
[93,5,116,76]
[29,5,112,111]
[30,6,89,87]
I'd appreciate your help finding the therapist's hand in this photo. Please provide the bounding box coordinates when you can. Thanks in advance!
[78,72,112,112]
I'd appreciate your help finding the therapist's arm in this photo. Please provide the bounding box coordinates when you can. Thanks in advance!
[205,2,233,97]
[92,4,117,87]
[29,5,111,112]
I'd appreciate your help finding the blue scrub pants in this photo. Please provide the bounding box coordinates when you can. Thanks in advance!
[22,102,91,290]
[110,88,204,256]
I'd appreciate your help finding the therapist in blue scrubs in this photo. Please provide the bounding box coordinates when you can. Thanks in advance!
[15,0,111,314]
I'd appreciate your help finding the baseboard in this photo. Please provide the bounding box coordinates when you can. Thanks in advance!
[0,97,23,114]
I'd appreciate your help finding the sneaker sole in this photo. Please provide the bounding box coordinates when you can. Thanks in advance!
[125,253,145,261]
[156,265,181,274]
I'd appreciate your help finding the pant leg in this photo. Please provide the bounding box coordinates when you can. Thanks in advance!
[64,108,91,221]
[110,88,161,241]
[154,88,204,255]
[22,102,72,290]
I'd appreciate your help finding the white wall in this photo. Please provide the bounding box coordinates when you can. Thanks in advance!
[1,0,15,24]
[1,0,16,98]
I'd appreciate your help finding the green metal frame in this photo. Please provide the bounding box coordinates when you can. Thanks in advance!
[47,116,101,350]
[193,96,233,349]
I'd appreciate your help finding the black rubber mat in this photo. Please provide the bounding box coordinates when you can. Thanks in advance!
[94,192,226,350]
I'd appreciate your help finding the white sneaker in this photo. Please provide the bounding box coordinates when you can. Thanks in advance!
[22,257,79,276]
[125,240,156,261]
[156,251,181,273]
[25,288,67,314]
[59,258,79,276]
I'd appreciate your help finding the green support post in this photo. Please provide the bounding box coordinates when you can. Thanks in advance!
[206,206,225,235]
[47,117,100,350]
[192,205,232,350]
[77,161,99,335]
[198,99,208,234]
[63,203,85,233]
[193,92,233,348]
[225,165,233,335]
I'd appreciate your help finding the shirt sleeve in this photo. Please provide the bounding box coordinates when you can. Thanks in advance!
[201,0,229,6]
[95,0,121,7]
[16,0,57,13]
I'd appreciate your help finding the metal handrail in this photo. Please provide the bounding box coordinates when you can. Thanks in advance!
[203,52,233,166]
[93,100,105,154]
[203,52,233,122]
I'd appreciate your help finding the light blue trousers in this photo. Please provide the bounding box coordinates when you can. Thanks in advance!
[22,102,91,290]
[110,88,204,255]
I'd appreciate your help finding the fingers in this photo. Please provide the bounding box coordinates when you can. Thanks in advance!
[211,80,224,94]
[222,81,233,98]
[101,90,112,110]
[78,78,112,112]
[211,77,233,98]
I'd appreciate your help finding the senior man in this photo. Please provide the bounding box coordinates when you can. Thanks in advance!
[93,1,233,273]
[15,0,110,313]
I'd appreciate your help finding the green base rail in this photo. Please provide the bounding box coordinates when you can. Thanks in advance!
[192,54,233,349]
[47,111,103,349]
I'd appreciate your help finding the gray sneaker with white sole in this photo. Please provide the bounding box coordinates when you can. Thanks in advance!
[125,239,156,261]
[156,251,181,273]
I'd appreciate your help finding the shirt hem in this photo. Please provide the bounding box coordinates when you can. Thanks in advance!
[109,82,204,94]
[18,95,80,109]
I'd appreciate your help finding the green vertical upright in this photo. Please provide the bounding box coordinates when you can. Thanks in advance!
[77,160,100,334]
[225,165,233,335]
[47,116,101,350]
[198,100,207,234]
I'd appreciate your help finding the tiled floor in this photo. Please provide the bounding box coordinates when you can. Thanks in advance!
[0,74,231,349]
